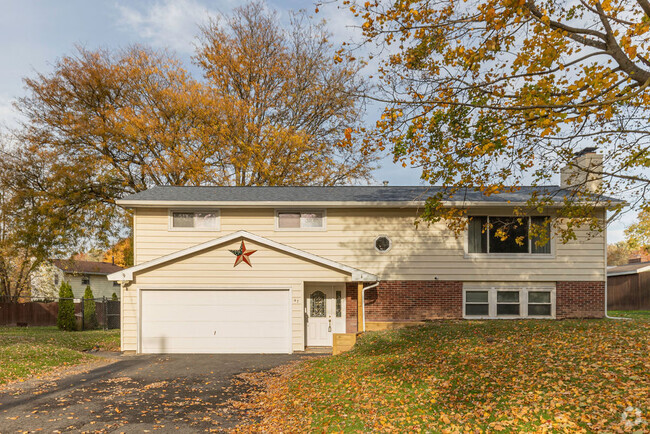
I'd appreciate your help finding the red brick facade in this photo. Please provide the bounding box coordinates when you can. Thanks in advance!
[345,280,605,332]
[556,281,605,319]
[346,281,463,333]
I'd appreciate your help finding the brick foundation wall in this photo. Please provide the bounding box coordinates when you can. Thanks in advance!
[556,281,605,319]
[346,281,463,332]
[344,280,606,331]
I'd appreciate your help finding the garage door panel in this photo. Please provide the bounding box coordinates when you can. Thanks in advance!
[142,320,289,338]
[140,290,290,354]
[145,304,266,320]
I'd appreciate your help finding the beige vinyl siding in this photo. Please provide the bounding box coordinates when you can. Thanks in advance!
[121,283,137,351]
[125,240,349,352]
[133,207,606,282]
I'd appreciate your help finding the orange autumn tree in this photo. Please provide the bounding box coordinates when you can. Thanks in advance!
[339,0,649,237]
[16,46,222,199]
[195,2,374,185]
[16,3,374,199]
[103,237,134,268]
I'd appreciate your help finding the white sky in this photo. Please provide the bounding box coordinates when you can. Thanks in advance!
[0,0,634,242]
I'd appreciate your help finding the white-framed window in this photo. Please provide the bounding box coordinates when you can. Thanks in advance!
[463,287,555,319]
[81,275,90,286]
[275,210,326,231]
[466,216,552,256]
[169,209,220,231]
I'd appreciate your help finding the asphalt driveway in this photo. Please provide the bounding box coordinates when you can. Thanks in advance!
[0,353,313,432]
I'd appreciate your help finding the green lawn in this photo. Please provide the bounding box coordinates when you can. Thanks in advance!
[0,327,120,385]
[241,317,650,432]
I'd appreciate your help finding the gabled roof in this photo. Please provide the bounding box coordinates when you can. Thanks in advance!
[607,261,650,277]
[116,185,622,208]
[52,259,123,275]
[108,230,378,282]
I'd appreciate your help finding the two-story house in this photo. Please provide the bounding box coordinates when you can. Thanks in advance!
[109,150,616,354]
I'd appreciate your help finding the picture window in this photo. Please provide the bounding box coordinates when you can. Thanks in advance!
[468,216,551,255]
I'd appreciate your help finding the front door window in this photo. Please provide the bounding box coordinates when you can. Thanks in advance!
[310,291,326,317]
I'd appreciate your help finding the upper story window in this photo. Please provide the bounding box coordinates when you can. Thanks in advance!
[169,210,220,231]
[468,216,551,255]
[276,210,325,231]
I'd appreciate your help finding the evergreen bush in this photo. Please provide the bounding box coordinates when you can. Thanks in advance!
[57,282,76,331]
[83,286,98,329]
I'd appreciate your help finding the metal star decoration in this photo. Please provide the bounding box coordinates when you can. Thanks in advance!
[229,240,256,267]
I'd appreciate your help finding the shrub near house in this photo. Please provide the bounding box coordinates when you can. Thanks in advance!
[83,286,98,329]
[57,282,75,331]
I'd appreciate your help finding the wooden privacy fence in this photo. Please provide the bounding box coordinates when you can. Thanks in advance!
[607,272,650,311]
[0,298,120,329]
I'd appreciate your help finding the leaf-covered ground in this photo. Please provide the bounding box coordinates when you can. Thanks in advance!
[235,318,650,432]
[0,326,120,385]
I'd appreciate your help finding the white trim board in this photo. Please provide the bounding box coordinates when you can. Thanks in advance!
[108,230,378,282]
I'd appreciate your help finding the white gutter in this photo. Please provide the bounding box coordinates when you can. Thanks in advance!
[603,221,631,320]
[361,281,380,332]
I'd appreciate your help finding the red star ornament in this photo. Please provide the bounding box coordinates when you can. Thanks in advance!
[229,240,257,267]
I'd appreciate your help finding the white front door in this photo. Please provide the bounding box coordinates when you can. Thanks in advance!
[306,287,333,346]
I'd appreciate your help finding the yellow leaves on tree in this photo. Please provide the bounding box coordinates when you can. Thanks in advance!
[341,0,650,238]
[102,238,134,268]
[194,2,375,186]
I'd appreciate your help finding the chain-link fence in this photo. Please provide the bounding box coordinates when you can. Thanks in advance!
[0,296,120,330]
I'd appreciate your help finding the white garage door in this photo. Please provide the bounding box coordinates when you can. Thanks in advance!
[140,289,290,354]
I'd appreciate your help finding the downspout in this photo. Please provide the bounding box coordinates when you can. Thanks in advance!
[603,215,630,320]
[361,281,380,332]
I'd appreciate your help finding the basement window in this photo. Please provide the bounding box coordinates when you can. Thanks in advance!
[464,287,555,319]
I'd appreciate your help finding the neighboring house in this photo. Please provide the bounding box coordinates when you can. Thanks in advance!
[607,259,650,310]
[109,149,617,354]
[33,260,124,299]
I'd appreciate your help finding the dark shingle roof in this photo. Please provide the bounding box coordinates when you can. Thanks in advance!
[52,259,124,275]
[117,185,619,204]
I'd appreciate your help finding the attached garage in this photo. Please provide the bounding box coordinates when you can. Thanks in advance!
[110,231,376,354]
[140,289,291,354]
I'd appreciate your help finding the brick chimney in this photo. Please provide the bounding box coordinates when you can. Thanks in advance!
[560,147,603,192]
